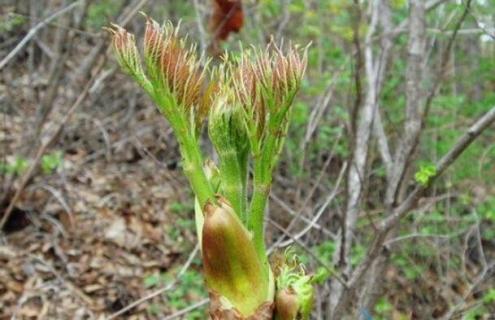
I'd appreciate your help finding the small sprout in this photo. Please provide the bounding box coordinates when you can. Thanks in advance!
[0,156,29,175]
[274,249,315,320]
[41,151,63,174]
[414,163,437,186]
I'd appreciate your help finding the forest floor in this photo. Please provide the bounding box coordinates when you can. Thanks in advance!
[1,89,206,318]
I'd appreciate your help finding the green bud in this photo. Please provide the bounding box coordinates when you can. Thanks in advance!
[143,17,211,126]
[274,250,315,320]
[275,288,299,320]
[195,160,221,249]
[232,44,307,150]
[202,198,272,316]
[209,85,249,162]
[107,24,151,93]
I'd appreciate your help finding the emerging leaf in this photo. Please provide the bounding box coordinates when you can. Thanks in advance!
[143,17,212,127]
[232,44,308,153]
[274,250,315,320]
[208,72,250,217]
[107,24,150,91]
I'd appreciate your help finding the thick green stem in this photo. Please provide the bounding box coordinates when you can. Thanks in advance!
[218,150,247,222]
[152,90,214,209]
[249,177,271,265]
[177,128,214,208]
[238,149,249,220]
[249,133,278,275]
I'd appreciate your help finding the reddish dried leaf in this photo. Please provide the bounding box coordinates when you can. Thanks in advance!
[210,0,244,41]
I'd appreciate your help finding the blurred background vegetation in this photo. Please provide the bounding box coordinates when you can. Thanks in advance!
[1,0,494,319]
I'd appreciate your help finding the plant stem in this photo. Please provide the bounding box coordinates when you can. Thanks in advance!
[180,135,213,208]
[249,133,278,273]
[218,149,247,221]
[249,176,270,263]
[152,90,214,209]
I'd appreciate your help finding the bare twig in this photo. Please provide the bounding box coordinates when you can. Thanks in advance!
[333,106,495,318]
[330,0,393,314]
[0,1,82,71]
[192,0,208,52]
[390,0,451,37]
[107,244,200,320]
[276,162,346,248]
[422,0,472,122]
[0,57,107,231]
[162,298,209,320]
[385,0,426,208]
[270,193,336,239]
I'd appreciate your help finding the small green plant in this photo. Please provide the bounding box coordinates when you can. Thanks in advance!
[165,269,206,319]
[374,297,393,319]
[414,163,437,186]
[41,151,63,174]
[1,152,63,176]
[169,201,194,214]
[0,13,26,34]
[0,156,29,175]
[85,0,122,30]
[109,17,312,319]
[143,267,207,319]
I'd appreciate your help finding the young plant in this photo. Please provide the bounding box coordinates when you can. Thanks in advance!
[109,17,312,319]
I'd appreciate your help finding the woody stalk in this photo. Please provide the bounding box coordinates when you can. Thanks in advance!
[109,17,313,319]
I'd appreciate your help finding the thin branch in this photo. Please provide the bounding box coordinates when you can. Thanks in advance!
[330,0,391,314]
[390,0,452,37]
[441,262,495,320]
[192,0,208,52]
[422,0,472,120]
[107,245,200,320]
[268,219,348,287]
[0,1,82,70]
[333,106,495,318]
[275,162,346,248]
[373,111,392,175]
[385,0,426,207]
[270,193,337,239]
[162,299,209,320]
[0,57,107,231]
